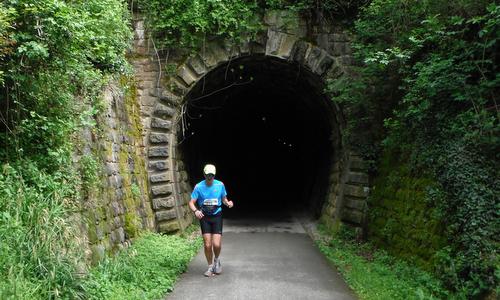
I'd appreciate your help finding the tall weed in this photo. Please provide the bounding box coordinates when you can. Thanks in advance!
[0,162,83,299]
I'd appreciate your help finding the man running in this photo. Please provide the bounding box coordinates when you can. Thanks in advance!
[189,164,234,277]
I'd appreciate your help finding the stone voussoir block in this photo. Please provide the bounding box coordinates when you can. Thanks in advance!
[278,34,297,58]
[148,160,169,171]
[350,157,367,171]
[160,90,181,106]
[266,29,284,56]
[155,209,177,222]
[344,184,369,198]
[344,198,367,211]
[149,132,169,144]
[347,172,369,185]
[250,32,267,54]
[148,146,169,158]
[152,197,175,210]
[177,65,198,86]
[208,43,230,64]
[150,172,173,183]
[341,209,364,224]
[314,52,334,76]
[153,103,175,118]
[168,77,188,96]
[187,55,207,76]
[151,184,173,196]
[151,117,172,130]
[200,48,219,68]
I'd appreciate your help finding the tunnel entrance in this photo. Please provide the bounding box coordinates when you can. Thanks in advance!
[177,55,338,219]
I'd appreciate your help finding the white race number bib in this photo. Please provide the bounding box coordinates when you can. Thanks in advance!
[203,198,218,206]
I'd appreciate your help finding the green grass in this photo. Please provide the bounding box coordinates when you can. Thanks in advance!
[0,163,82,300]
[315,224,452,300]
[80,230,202,300]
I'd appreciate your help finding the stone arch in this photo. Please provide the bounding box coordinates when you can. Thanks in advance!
[131,11,369,233]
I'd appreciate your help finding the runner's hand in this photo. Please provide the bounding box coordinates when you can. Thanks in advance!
[226,200,234,208]
[194,210,204,219]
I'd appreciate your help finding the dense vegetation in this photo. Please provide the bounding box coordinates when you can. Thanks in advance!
[81,231,202,300]
[0,0,131,298]
[316,224,449,299]
[140,0,499,297]
[0,0,498,298]
[327,1,499,297]
[138,0,367,52]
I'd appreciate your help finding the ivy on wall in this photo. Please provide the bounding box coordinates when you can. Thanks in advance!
[138,0,261,51]
[0,0,132,298]
[327,0,499,297]
[0,0,498,298]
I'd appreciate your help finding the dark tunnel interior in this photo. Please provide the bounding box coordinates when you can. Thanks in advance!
[178,56,337,219]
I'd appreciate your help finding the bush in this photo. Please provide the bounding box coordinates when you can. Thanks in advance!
[0,0,132,298]
[327,0,499,296]
[0,163,82,299]
[80,232,202,300]
[316,223,449,300]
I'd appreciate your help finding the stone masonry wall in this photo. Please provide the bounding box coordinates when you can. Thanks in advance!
[129,10,371,233]
[81,81,155,264]
[129,15,193,233]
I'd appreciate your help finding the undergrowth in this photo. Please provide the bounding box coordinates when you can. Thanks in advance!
[0,0,132,298]
[315,224,450,300]
[80,230,202,300]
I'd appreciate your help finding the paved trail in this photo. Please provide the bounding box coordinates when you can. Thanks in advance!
[167,214,357,300]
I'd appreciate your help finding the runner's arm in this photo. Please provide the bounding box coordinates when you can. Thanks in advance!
[188,199,198,213]
[189,199,204,219]
[222,196,234,208]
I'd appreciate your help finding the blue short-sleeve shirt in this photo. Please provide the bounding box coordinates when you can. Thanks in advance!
[191,179,227,215]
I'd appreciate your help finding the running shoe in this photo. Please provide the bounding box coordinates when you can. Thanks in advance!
[213,258,222,274]
[204,265,214,277]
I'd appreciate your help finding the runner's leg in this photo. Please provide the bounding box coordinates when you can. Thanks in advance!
[203,233,214,265]
[213,234,222,258]
[213,213,223,259]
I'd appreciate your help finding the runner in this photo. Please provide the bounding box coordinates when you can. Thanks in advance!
[189,164,234,277]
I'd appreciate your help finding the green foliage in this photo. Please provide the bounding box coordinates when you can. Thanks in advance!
[0,0,132,298]
[265,0,368,21]
[368,148,447,270]
[138,0,261,51]
[0,4,15,85]
[131,182,141,198]
[0,0,132,168]
[0,163,82,299]
[81,232,202,300]
[328,0,499,296]
[80,153,100,192]
[316,223,449,300]
[138,0,367,52]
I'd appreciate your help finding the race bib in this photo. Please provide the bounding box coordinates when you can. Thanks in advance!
[201,198,219,214]
[203,198,218,206]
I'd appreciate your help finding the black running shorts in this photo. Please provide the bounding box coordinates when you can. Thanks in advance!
[199,212,223,234]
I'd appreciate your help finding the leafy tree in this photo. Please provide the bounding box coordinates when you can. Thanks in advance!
[0,0,132,298]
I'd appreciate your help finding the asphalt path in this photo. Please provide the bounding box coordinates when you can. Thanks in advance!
[166,214,357,300]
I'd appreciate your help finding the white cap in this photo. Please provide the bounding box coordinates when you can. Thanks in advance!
[203,164,216,175]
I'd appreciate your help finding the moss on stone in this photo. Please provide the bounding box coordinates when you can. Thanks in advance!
[320,214,342,235]
[87,217,98,244]
[124,212,140,238]
[367,148,447,271]
[119,75,155,233]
